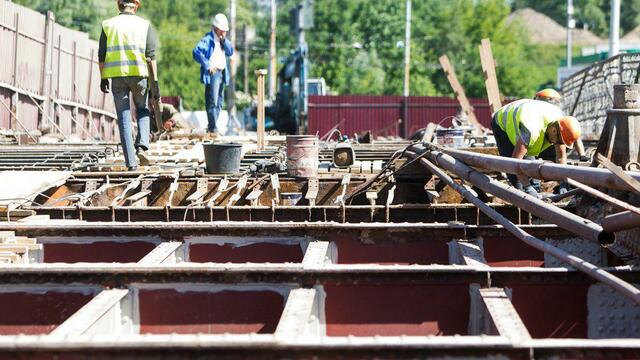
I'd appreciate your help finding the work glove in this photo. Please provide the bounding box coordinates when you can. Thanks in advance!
[100,79,110,94]
[523,185,541,199]
[557,181,571,195]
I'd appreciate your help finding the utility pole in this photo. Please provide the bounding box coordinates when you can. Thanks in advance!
[228,0,238,131]
[609,0,620,58]
[402,0,411,139]
[269,0,277,99]
[566,0,574,68]
[403,0,411,98]
[244,25,250,94]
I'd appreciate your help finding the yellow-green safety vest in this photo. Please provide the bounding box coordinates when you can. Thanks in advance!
[101,14,150,79]
[494,99,563,156]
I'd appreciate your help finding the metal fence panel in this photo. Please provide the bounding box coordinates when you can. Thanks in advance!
[562,53,640,140]
[0,0,116,141]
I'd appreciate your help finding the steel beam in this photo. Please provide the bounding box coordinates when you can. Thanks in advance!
[49,289,132,337]
[0,335,638,358]
[475,287,531,342]
[138,242,184,265]
[275,288,324,339]
[0,264,638,286]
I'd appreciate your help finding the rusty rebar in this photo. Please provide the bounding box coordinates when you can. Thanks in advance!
[436,146,640,192]
[408,145,614,246]
[411,152,640,305]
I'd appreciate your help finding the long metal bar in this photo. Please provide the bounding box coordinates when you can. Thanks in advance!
[410,145,614,245]
[0,264,638,286]
[602,210,640,233]
[566,178,640,216]
[439,146,640,192]
[0,337,639,358]
[407,151,640,305]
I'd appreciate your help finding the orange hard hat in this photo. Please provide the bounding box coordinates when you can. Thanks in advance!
[557,116,581,146]
[535,88,562,101]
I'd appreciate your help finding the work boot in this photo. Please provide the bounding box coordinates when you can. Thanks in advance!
[128,166,139,172]
[136,148,151,166]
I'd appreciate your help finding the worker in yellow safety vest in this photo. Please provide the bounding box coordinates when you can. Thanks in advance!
[98,0,158,171]
[534,88,588,161]
[491,99,581,198]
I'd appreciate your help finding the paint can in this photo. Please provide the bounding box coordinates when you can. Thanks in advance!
[286,135,319,178]
[435,128,465,148]
[202,143,243,174]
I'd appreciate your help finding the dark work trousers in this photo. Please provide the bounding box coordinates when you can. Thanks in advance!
[491,117,539,190]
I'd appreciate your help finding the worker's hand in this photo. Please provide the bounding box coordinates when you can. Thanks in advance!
[163,120,174,131]
[100,79,110,94]
[523,185,541,199]
[208,67,217,75]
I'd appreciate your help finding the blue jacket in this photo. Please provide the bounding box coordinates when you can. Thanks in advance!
[192,32,234,85]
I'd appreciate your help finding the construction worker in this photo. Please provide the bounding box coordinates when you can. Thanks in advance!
[535,88,588,161]
[192,13,234,134]
[151,103,191,133]
[492,99,582,198]
[98,0,158,171]
[534,88,562,107]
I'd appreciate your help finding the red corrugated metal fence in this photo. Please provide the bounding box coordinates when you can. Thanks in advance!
[308,95,494,138]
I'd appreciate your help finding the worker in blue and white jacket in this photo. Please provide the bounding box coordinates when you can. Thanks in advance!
[192,13,234,133]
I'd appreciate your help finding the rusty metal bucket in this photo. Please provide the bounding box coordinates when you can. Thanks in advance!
[286,135,319,178]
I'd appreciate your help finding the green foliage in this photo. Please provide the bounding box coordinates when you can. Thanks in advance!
[347,50,386,95]
[14,0,635,107]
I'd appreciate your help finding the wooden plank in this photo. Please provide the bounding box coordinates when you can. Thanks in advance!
[438,55,484,129]
[597,153,640,194]
[256,69,267,150]
[479,39,502,114]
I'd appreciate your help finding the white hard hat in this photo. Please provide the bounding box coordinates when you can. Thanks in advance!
[212,13,229,32]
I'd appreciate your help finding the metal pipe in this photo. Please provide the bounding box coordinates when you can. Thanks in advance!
[609,0,621,58]
[567,0,574,67]
[566,178,640,216]
[602,210,640,233]
[438,146,640,192]
[410,152,640,305]
[409,145,614,246]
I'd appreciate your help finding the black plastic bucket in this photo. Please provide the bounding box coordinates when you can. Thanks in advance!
[202,143,243,174]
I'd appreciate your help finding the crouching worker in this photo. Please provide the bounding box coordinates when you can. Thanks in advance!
[491,99,581,198]
[151,103,191,134]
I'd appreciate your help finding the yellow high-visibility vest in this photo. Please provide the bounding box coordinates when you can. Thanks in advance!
[101,14,149,79]
[494,99,563,156]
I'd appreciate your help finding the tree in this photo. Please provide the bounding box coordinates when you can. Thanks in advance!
[347,50,385,95]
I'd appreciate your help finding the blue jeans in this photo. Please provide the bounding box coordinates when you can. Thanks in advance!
[205,71,225,133]
[112,77,150,168]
